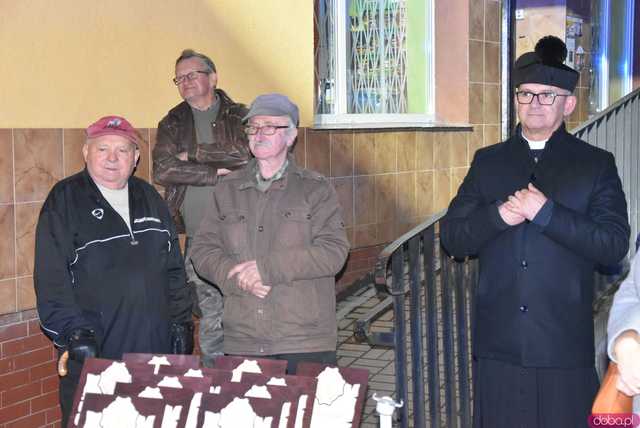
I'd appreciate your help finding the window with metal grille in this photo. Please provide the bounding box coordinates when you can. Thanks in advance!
[314,0,434,127]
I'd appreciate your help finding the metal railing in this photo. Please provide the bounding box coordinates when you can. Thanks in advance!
[572,88,640,257]
[355,210,627,428]
[354,88,640,427]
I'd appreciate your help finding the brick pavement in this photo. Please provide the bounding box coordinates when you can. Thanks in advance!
[336,286,399,428]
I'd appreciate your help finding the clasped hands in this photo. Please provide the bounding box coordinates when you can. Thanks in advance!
[499,183,547,226]
[228,260,271,298]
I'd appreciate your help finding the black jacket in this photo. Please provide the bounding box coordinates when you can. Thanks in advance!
[34,170,191,359]
[441,124,630,368]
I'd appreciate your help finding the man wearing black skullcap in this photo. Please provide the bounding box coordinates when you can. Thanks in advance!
[441,36,630,427]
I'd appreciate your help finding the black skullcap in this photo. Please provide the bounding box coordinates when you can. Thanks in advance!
[513,36,579,92]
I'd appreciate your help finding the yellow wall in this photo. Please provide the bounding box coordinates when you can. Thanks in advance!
[0,0,314,128]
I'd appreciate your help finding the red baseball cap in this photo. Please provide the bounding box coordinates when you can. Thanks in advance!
[86,115,139,146]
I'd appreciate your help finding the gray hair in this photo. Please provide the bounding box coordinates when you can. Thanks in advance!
[175,49,217,73]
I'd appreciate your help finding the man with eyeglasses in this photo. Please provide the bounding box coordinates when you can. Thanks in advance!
[190,94,350,373]
[441,36,629,427]
[153,49,250,367]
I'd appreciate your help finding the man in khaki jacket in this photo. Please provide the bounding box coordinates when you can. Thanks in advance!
[190,93,349,373]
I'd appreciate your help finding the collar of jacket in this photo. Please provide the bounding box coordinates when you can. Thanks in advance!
[81,167,143,210]
[236,154,303,191]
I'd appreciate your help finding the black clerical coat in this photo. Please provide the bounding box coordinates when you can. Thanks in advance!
[441,124,630,368]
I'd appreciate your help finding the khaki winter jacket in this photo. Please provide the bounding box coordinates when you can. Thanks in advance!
[190,157,350,355]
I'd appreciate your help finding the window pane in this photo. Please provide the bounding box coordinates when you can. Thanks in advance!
[315,0,432,120]
[349,0,407,114]
[315,0,336,114]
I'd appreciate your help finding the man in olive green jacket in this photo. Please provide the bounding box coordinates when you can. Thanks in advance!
[190,94,349,373]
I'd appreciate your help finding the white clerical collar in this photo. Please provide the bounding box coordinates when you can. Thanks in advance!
[522,135,548,150]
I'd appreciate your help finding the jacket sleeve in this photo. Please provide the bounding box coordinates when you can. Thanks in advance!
[257,182,350,285]
[541,152,630,266]
[152,109,251,187]
[440,153,510,258]
[607,252,640,362]
[163,203,192,323]
[34,203,94,348]
[189,194,241,296]
[152,118,219,187]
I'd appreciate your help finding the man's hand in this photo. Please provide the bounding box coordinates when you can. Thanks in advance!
[614,330,640,396]
[176,151,188,161]
[58,328,99,377]
[508,183,547,221]
[228,260,272,298]
[217,168,232,176]
[499,202,526,226]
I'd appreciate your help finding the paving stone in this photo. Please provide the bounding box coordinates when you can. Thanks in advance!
[337,349,367,358]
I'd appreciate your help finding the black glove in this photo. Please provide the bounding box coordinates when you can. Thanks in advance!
[170,322,195,355]
[67,328,99,363]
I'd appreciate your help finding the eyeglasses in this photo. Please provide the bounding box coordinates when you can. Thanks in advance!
[173,70,210,85]
[516,90,570,105]
[244,125,290,136]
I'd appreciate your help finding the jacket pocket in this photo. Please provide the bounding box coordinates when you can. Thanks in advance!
[276,208,312,248]
[272,282,320,333]
[219,209,248,256]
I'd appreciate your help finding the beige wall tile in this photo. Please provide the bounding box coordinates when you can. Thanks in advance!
[434,132,452,170]
[0,278,16,315]
[14,129,63,203]
[354,224,379,248]
[469,40,484,83]
[485,125,501,147]
[484,84,501,125]
[354,133,375,176]
[305,130,330,176]
[376,221,396,244]
[434,169,452,212]
[396,172,416,220]
[469,84,485,125]
[450,132,468,168]
[15,202,42,277]
[63,129,86,178]
[292,127,307,169]
[374,133,397,174]
[134,129,151,182]
[375,174,397,223]
[344,226,355,249]
[0,205,15,280]
[0,130,13,204]
[452,167,470,198]
[417,171,434,217]
[395,218,420,236]
[485,42,500,83]
[332,177,354,227]
[330,132,354,177]
[17,276,35,311]
[469,125,484,161]
[485,0,501,42]
[416,132,434,170]
[469,0,485,40]
[397,132,416,172]
[354,176,376,225]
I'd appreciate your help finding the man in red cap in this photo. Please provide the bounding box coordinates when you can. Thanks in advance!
[34,115,193,426]
[441,36,630,427]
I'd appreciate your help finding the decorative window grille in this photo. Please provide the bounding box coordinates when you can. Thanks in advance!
[314,0,434,126]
